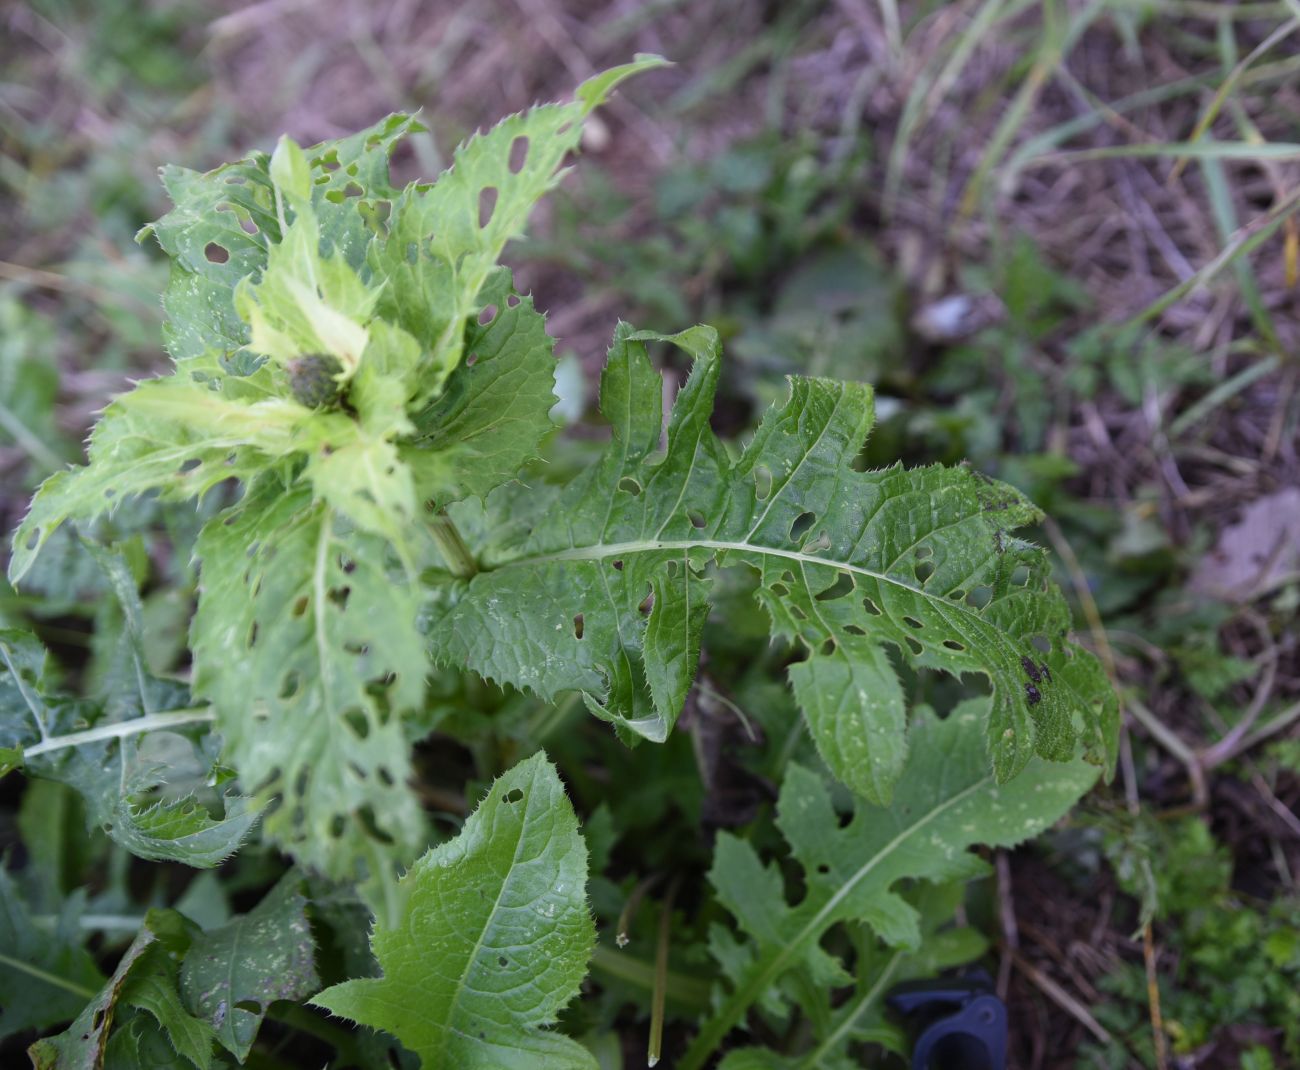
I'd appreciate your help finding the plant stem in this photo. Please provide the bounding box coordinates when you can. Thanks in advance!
[21,707,215,759]
[430,510,478,579]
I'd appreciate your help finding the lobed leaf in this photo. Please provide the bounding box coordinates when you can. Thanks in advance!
[679,701,1097,1068]
[1,550,260,868]
[179,875,319,1061]
[429,325,1119,797]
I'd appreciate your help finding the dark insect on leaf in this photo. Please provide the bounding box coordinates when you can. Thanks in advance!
[1021,656,1041,682]
[287,353,344,408]
[1025,682,1041,705]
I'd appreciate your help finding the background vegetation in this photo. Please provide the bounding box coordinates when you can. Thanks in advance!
[2,1,1298,1067]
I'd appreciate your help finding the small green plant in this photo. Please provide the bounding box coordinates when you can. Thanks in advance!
[3,60,1117,1066]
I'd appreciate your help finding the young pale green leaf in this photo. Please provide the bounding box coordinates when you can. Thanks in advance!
[369,55,667,402]
[139,113,420,360]
[179,875,319,1061]
[190,481,430,892]
[312,752,596,1070]
[402,269,557,507]
[0,869,105,1041]
[678,701,1097,1069]
[429,325,1119,793]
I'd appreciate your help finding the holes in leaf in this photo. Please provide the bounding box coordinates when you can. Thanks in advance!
[247,621,259,648]
[499,955,510,967]
[903,616,923,630]
[862,597,881,616]
[666,559,679,578]
[948,590,965,601]
[292,596,308,617]
[687,509,706,529]
[789,511,816,543]
[754,465,773,501]
[343,709,370,740]
[478,304,498,326]
[638,589,654,615]
[240,216,259,234]
[819,636,837,657]
[845,624,867,636]
[618,476,642,496]
[204,242,229,264]
[965,586,993,609]
[506,292,521,307]
[508,135,529,173]
[771,582,789,597]
[904,636,923,656]
[1011,565,1031,587]
[358,805,394,845]
[24,527,39,550]
[1031,635,1051,654]
[178,457,201,474]
[914,560,935,583]
[377,766,394,786]
[344,642,369,655]
[916,545,933,559]
[943,639,966,652]
[815,571,855,602]
[816,863,831,875]
[789,604,807,621]
[279,671,301,699]
[478,186,498,228]
[328,586,351,609]
[804,531,831,554]
[612,559,624,571]
[573,613,585,640]
[504,788,524,804]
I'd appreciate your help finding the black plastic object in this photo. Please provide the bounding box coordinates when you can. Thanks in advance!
[885,970,1007,1070]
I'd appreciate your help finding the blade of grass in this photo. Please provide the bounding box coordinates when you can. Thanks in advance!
[1028,140,1300,167]
[883,0,1009,217]
[1168,16,1300,183]
[1168,354,1281,438]
[1123,184,1300,328]
[960,0,1107,215]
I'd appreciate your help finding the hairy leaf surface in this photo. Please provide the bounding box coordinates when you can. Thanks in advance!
[312,753,596,1069]
[430,326,1118,796]
[679,701,1097,1068]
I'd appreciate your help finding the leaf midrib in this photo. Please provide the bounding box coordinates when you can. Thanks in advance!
[680,772,989,1069]
[488,537,1009,648]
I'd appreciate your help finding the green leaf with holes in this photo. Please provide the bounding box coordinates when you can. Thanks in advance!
[678,702,1098,1069]
[0,549,260,868]
[179,874,319,1062]
[311,752,596,1070]
[190,480,429,895]
[10,65,660,902]
[428,325,1119,798]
